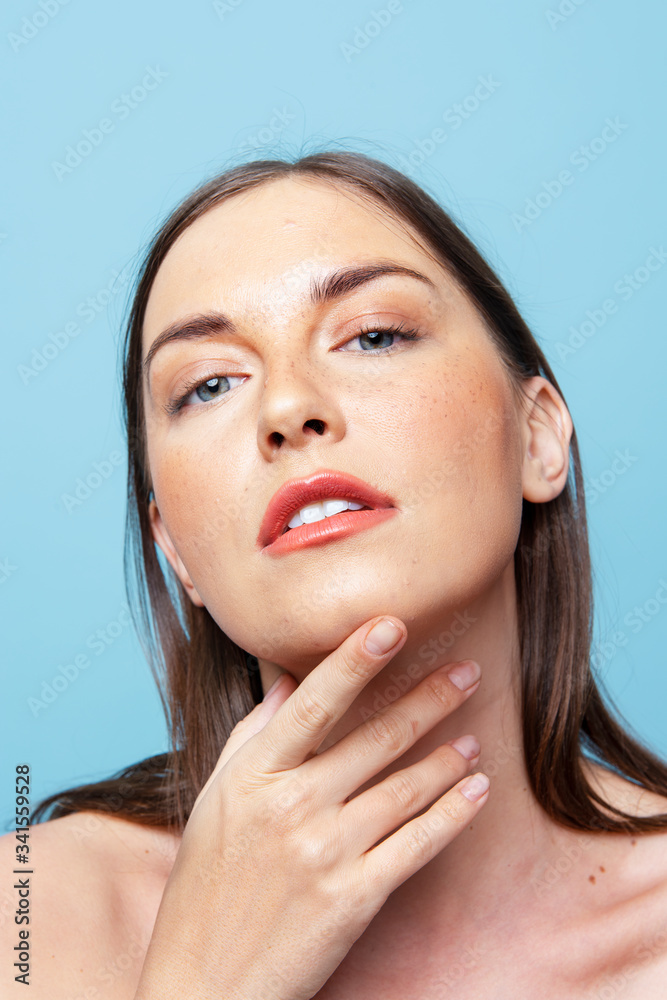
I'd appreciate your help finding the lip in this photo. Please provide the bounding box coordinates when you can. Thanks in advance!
[258,468,397,554]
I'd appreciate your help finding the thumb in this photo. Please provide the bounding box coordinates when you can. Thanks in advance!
[235,671,298,745]
[191,672,298,812]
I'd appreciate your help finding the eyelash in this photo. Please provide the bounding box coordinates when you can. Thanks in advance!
[165,322,422,415]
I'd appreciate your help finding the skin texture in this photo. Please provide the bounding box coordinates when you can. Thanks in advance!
[138,177,667,994]
[138,175,549,998]
[3,176,666,999]
[143,174,566,685]
[142,174,571,803]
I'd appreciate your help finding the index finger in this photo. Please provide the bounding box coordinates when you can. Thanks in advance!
[249,616,407,772]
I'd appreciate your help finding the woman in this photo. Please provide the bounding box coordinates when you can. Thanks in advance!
[6,150,667,998]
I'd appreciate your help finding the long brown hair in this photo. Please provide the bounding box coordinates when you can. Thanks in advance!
[33,149,667,835]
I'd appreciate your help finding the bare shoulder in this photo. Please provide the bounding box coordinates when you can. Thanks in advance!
[583,758,667,880]
[0,812,180,999]
[580,761,667,996]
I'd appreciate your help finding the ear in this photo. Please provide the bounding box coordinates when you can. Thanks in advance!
[520,376,573,503]
[148,498,205,607]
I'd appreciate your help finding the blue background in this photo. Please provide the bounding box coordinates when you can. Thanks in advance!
[2,0,666,831]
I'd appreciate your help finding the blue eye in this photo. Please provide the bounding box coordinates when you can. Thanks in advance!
[167,374,246,415]
[195,377,228,401]
[340,323,421,352]
[165,322,421,415]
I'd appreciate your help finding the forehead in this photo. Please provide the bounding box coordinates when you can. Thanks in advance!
[142,176,450,342]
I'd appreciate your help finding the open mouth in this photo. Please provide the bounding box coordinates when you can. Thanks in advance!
[263,503,397,556]
[281,498,373,535]
[257,469,397,552]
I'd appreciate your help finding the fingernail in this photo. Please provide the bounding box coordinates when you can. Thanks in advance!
[461,773,490,802]
[364,619,403,655]
[448,660,481,691]
[448,735,480,761]
[263,675,285,701]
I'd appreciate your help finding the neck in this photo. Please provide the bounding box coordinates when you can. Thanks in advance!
[316,564,577,929]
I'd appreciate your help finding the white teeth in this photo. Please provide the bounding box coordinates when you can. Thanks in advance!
[286,498,368,530]
[322,498,350,518]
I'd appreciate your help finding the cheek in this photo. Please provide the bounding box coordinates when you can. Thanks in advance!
[148,433,249,579]
[392,362,520,494]
[394,371,524,589]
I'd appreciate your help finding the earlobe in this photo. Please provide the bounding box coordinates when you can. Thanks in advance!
[148,499,205,607]
[520,376,573,503]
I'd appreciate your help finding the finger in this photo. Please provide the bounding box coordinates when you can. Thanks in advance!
[359,771,490,889]
[249,617,407,772]
[191,673,298,811]
[343,736,480,853]
[301,659,481,802]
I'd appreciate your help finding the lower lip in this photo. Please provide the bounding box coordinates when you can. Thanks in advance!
[262,507,398,557]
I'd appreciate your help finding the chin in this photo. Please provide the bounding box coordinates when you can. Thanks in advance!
[190,511,520,671]
[201,572,485,678]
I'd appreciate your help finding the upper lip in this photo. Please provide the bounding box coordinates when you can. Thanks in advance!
[258,468,395,549]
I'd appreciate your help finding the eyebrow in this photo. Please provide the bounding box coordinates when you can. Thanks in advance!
[142,261,437,381]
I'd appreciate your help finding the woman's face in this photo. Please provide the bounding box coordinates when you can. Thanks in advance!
[141,176,527,673]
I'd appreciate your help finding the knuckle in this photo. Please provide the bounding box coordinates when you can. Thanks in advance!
[297,831,335,871]
[384,770,422,814]
[265,779,312,833]
[364,709,413,756]
[435,792,467,826]
[338,646,375,683]
[404,822,435,862]
[422,671,455,711]
[221,756,262,796]
[288,690,335,736]
[271,776,311,817]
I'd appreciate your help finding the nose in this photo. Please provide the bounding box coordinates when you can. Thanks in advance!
[256,361,346,460]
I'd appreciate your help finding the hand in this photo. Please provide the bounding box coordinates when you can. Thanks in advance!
[134,616,488,1000]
